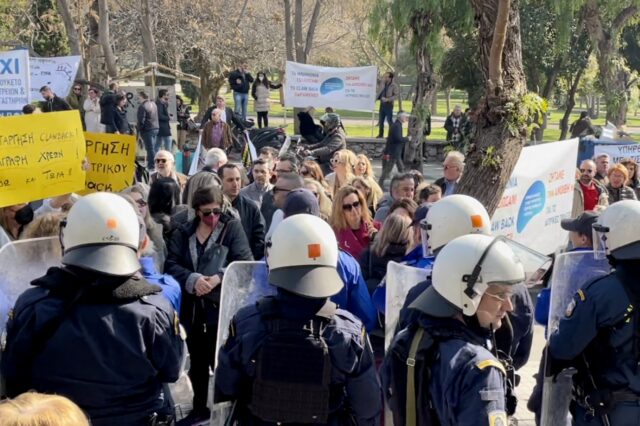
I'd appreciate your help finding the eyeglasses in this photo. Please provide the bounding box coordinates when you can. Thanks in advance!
[135,199,148,207]
[342,200,361,211]
[200,208,222,216]
[155,158,168,164]
[273,186,291,194]
[330,158,341,164]
[484,291,514,304]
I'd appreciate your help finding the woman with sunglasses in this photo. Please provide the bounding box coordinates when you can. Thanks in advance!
[303,178,333,220]
[165,185,253,424]
[327,149,357,198]
[300,159,330,195]
[330,185,379,260]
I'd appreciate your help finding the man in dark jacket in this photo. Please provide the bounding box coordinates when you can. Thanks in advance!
[570,111,597,138]
[39,85,72,113]
[378,111,408,186]
[1,192,183,425]
[376,71,400,138]
[137,91,160,170]
[228,62,254,121]
[201,95,245,130]
[444,105,466,149]
[304,113,347,176]
[156,89,172,151]
[100,82,119,132]
[219,164,266,259]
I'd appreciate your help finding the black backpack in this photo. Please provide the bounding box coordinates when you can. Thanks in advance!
[249,299,335,425]
[385,326,440,426]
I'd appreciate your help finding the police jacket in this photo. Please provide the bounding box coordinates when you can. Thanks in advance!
[232,194,266,260]
[1,266,184,425]
[382,315,508,426]
[215,290,382,425]
[549,262,640,393]
[165,214,253,330]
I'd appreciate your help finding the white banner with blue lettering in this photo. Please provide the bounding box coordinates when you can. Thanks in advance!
[0,49,30,116]
[491,138,579,255]
[29,56,81,102]
[284,61,377,111]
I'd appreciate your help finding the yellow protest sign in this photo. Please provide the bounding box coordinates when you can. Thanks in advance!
[82,132,136,193]
[0,111,86,208]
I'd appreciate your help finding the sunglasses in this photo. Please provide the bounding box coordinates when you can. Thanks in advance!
[330,158,341,164]
[200,208,222,216]
[342,200,361,211]
[273,186,291,194]
[155,158,168,164]
[580,168,593,173]
[135,199,148,207]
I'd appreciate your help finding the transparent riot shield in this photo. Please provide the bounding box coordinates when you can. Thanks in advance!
[0,237,61,396]
[540,250,610,426]
[384,261,430,350]
[211,261,276,425]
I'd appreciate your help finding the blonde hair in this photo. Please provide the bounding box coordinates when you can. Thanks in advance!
[608,163,629,183]
[373,213,413,257]
[301,160,330,191]
[332,149,357,194]
[21,212,64,239]
[0,392,90,426]
[348,176,382,212]
[355,154,375,179]
[304,178,333,220]
[330,185,374,233]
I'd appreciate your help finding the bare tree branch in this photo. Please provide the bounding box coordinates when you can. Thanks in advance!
[303,0,322,61]
[613,5,639,31]
[97,0,118,77]
[234,0,250,28]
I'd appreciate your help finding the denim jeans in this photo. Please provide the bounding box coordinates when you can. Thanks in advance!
[378,102,394,136]
[156,135,172,152]
[234,92,249,121]
[141,129,159,170]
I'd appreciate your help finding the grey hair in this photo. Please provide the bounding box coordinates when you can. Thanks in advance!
[444,150,465,168]
[205,148,228,167]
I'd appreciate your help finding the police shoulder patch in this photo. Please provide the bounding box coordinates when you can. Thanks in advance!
[475,359,506,375]
[489,410,507,426]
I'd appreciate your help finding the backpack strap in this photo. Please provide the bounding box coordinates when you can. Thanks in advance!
[406,328,425,426]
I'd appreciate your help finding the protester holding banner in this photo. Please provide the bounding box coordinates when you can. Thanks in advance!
[83,87,103,133]
[606,163,637,203]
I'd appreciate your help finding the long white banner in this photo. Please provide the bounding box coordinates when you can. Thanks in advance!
[594,142,640,164]
[29,56,81,102]
[284,61,377,111]
[0,49,30,116]
[492,138,579,255]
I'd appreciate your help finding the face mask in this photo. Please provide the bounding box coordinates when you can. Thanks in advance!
[14,205,34,226]
[201,214,218,227]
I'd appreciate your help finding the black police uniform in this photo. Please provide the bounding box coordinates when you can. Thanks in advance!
[1,266,184,426]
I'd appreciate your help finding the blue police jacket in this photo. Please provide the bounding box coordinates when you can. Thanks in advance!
[549,263,640,392]
[382,314,508,426]
[0,266,184,425]
[402,245,435,270]
[256,250,377,332]
[140,256,182,313]
[215,289,382,425]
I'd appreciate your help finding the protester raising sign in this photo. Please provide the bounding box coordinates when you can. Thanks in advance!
[0,111,86,207]
[491,138,580,255]
[82,132,136,194]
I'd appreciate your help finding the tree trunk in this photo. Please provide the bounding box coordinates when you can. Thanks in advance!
[303,0,322,62]
[583,1,637,126]
[56,0,85,79]
[97,0,117,78]
[294,0,304,62]
[283,0,294,61]
[559,66,586,141]
[139,0,157,66]
[431,91,437,116]
[456,0,528,215]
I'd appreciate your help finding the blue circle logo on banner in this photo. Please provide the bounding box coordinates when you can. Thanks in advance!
[320,77,344,95]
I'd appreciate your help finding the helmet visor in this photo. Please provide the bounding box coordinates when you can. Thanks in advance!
[592,223,609,260]
[502,238,552,287]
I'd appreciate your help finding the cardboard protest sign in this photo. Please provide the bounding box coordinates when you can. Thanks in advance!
[82,132,137,194]
[0,111,86,207]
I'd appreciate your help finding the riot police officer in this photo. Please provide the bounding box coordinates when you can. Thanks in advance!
[215,214,381,425]
[382,234,525,425]
[1,193,184,425]
[549,200,640,425]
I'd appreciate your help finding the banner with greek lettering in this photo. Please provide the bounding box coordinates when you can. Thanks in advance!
[82,132,136,193]
[284,61,377,111]
[594,142,640,165]
[0,111,86,207]
[29,56,81,102]
[0,49,30,116]
[491,138,579,255]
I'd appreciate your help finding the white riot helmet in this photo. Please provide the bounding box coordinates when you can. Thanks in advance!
[420,194,491,255]
[61,192,141,276]
[267,214,343,298]
[410,234,525,317]
[593,200,640,260]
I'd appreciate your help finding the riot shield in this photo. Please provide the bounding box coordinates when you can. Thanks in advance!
[540,250,610,426]
[384,261,430,351]
[211,261,276,426]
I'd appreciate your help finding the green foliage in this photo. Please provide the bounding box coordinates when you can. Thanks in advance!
[30,0,69,56]
[520,0,558,91]
[505,92,548,137]
[439,29,485,107]
[480,146,501,170]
